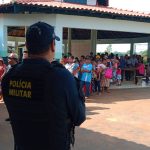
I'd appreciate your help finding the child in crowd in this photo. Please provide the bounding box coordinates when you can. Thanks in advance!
[94,66,102,95]
[91,60,97,93]
[116,66,122,86]
[72,58,80,78]
[100,61,106,93]
[104,63,112,93]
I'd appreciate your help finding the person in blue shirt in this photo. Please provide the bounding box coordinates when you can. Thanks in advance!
[119,56,126,81]
[80,56,93,98]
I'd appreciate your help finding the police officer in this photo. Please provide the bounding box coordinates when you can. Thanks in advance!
[2,22,86,150]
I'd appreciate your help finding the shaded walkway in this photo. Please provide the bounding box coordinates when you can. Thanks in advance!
[75,128,150,150]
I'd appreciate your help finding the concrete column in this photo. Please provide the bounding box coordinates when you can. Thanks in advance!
[64,40,67,55]
[54,25,63,60]
[91,30,97,55]
[24,26,27,52]
[0,22,7,57]
[15,40,18,53]
[25,26,27,43]
[67,28,71,54]
[25,26,27,34]
[147,43,150,63]
[130,42,134,56]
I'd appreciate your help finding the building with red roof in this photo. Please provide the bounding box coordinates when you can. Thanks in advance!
[0,0,150,59]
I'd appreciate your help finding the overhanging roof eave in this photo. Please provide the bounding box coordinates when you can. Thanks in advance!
[0,3,150,23]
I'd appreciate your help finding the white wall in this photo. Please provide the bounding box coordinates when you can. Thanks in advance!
[2,13,150,58]
[70,40,91,57]
[2,14,66,59]
[56,14,150,34]
[4,12,150,34]
[3,14,56,26]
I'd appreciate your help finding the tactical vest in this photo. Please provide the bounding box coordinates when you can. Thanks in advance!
[2,60,78,150]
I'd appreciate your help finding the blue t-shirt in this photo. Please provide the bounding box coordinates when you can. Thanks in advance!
[81,63,93,82]
[72,63,79,78]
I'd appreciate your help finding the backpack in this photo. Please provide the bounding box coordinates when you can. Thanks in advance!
[105,68,112,79]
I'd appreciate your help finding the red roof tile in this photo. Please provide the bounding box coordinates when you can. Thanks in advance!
[1,1,150,18]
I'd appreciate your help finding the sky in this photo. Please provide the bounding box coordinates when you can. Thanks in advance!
[109,0,150,13]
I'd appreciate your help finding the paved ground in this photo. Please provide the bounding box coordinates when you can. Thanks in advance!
[110,80,150,89]
[1,88,150,150]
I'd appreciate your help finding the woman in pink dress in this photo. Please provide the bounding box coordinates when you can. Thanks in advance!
[0,58,6,99]
[135,61,145,84]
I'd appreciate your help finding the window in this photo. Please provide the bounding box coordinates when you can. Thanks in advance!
[64,0,87,4]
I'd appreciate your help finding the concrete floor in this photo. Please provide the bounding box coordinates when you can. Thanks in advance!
[1,88,150,150]
[110,80,150,89]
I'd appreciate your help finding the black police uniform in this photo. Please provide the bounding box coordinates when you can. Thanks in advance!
[2,58,86,150]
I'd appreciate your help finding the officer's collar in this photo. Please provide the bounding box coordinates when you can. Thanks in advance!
[23,58,51,65]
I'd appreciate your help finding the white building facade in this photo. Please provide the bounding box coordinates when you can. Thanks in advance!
[0,0,150,59]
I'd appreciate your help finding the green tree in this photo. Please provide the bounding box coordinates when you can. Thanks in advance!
[106,44,112,54]
[138,50,147,64]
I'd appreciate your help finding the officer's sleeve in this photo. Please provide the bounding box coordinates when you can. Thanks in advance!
[65,72,86,126]
[45,68,86,126]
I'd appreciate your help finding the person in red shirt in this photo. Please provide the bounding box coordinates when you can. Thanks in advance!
[0,58,6,99]
[135,61,145,84]
[116,67,122,86]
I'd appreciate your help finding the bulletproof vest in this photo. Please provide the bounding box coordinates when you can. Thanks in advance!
[2,60,71,150]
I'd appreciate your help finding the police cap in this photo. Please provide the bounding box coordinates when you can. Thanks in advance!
[26,21,60,54]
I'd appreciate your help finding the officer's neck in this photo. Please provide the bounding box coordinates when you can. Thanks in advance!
[29,53,52,63]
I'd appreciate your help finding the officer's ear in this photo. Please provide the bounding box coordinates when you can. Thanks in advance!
[50,40,55,52]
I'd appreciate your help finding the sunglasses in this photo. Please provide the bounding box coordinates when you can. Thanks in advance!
[8,57,17,61]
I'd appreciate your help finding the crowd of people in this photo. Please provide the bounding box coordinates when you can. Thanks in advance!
[0,51,150,100]
[61,52,150,98]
